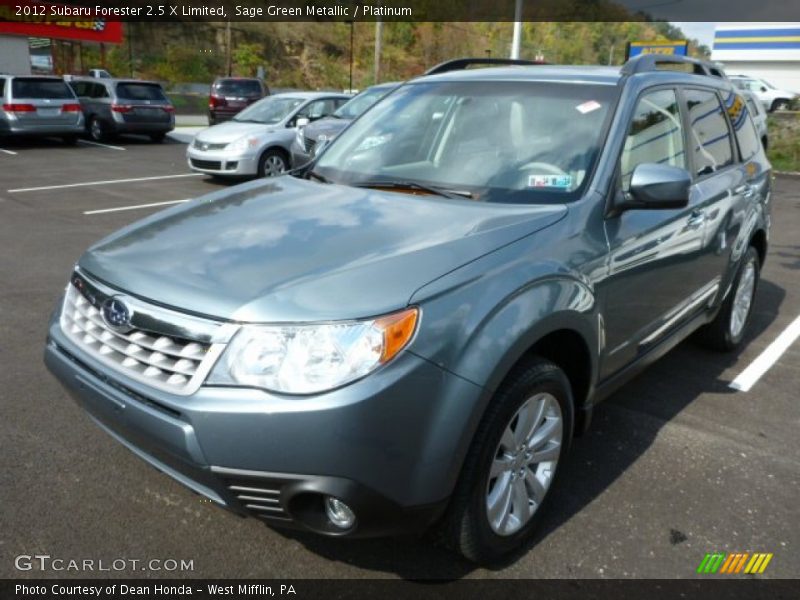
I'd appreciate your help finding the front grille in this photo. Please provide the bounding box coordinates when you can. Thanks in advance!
[190,158,222,170]
[60,283,211,392]
[303,136,317,154]
[214,470,291,521]
[192,139,227,151]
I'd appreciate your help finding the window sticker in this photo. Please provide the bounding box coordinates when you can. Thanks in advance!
[528,174,573,189]
[576,100,602,114]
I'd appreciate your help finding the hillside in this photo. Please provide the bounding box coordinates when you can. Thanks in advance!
[69,21,710,88]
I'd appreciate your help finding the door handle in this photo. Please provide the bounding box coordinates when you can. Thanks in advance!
[686,210,706,230]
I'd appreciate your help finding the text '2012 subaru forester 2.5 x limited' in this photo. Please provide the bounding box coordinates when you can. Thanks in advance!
[45,56,771,563]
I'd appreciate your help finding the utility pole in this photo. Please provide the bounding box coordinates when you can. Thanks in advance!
[510,0,523,59]
[348,20,354,92]
[374,19,383,83]
[127,23,134,77]
[226,21,232,76]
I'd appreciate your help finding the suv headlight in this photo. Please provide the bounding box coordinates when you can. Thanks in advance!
[227,136,258,153]
[208,308,418,394]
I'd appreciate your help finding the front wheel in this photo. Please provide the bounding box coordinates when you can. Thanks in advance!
[436,358,573,563]
[696,246,760,352]
[257,149,288,178]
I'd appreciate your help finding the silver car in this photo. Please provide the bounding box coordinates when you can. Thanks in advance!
[0,75,84,143]
[187,91,349,177]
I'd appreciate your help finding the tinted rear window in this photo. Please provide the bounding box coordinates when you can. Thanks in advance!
[11,78,73,99]
[115,83,166,101]
[215,80,262,95]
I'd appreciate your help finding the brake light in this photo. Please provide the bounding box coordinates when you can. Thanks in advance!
[2,103,36,112]
[61,103,82,112]
[209,94,227,108]
[111,104,133,113]
[162,105,175,113]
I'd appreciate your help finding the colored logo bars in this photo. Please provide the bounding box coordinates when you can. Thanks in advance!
[697,552,773,574]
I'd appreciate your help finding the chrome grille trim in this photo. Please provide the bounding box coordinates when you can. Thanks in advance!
[193,139,228,151]
[59,270,236,395]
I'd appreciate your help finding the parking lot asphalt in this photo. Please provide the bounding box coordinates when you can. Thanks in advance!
[0,135,798,579]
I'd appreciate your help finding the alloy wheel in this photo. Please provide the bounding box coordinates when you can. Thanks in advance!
[262,154,286,177]
[485,392,563,536]
[730,258,756,338]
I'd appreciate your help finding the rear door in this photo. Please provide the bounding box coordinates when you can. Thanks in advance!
[698,88,771,294]
[9,77,81,127]
[601,87,715,377]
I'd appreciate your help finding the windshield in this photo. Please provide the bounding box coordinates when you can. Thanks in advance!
[11,78,73,99]
[215,79,262,96]
[334,85,395,120]
[116,83,166,101]
[314,80,617,203]
[234,96,303,124]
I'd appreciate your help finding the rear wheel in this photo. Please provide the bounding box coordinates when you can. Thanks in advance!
[89,117,108,142]
[696,246,760,352]
[257,149,288,178]
[771,99,791,112]
[436,358,573,563]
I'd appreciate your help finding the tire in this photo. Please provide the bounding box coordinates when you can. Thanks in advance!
[88,117,108,142]
[208,114,217,126]
[62,135,78,146]
[696,246,760,352]
[436,357,574,564]
[257,149,288,178]
[149,133,166,143]
[770,99,791,112]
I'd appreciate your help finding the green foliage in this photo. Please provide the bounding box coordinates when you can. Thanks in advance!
[150,45,223,86]
[233,42,265,77]
[767,115,800,172]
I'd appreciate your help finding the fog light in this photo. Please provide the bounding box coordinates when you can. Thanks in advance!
[324,496,356,529]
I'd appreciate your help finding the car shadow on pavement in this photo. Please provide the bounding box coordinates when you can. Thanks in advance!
[272,278,785,579]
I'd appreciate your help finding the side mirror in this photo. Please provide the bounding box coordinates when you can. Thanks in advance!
[295,117,309,129]
[760,86,768,93]
[616,163,690,212]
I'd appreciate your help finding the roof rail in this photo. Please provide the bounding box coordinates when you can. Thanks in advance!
[621,54,727,79]
[424,57,545,76]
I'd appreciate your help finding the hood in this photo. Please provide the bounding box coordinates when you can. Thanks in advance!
[302,117,350,141]
[79,177,567,322]
[195,120,278,144]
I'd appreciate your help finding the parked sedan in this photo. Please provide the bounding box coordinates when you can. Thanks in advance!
[187,92,349,178]
[68,78,175,143]
[0,75,83,143]
[290,82,399,167]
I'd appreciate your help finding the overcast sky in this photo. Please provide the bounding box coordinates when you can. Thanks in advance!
[672,22,717,47]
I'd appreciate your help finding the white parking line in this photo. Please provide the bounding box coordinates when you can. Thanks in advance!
[0,148,18,155]
[730,314,800,392]
[83,199,191,215]
[78,139,126,151]
[8,173,202,193]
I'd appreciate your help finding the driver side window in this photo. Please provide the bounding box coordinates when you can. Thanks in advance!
[620,89,686,191]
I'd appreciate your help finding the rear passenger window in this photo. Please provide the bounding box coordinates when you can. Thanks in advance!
[685,89,734,176]
[620,89,686,191]
[722,92,761,160]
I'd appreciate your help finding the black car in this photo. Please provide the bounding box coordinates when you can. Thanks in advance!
[208,77,270,125]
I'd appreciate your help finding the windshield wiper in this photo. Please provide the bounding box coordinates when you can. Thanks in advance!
[353,179,474,200]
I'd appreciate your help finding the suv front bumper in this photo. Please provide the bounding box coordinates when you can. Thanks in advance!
[44,314,483,537]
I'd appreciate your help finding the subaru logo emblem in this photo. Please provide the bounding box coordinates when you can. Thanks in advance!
[101,298,132,331]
